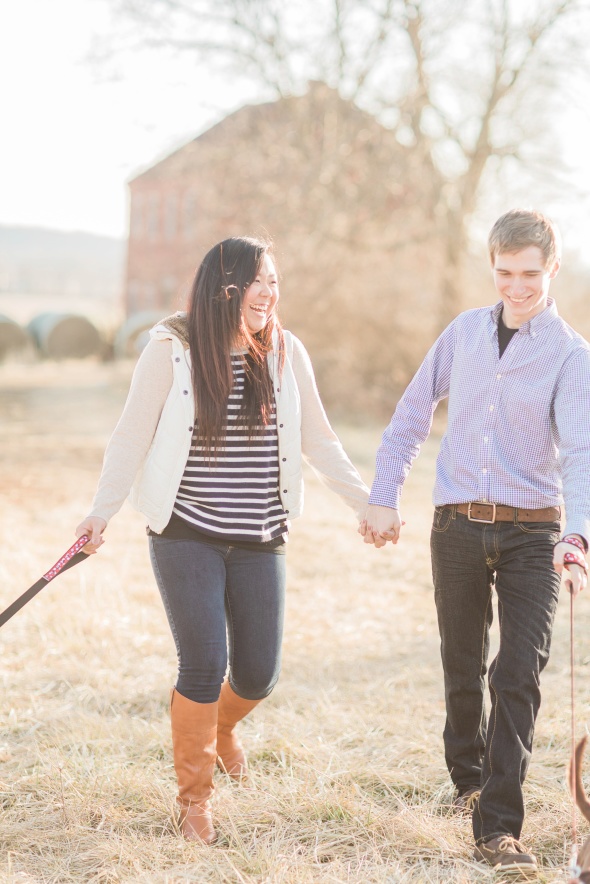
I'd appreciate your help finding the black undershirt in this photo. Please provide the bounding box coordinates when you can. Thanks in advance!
[497,311,519,357]
[147,514,286,552]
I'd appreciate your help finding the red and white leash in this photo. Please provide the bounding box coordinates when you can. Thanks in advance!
[569,588,581,881]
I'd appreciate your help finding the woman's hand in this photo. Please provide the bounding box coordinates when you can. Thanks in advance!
[75,517,107,555]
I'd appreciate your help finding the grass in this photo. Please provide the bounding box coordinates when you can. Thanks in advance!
[0,360,588,883]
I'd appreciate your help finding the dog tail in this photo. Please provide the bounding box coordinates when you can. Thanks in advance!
[569,735,590,824]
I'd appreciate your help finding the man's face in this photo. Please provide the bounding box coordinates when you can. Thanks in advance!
[492,246,559,329]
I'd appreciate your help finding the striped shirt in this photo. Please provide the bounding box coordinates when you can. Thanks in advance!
[369,300,590,542]
[172,354,288,542]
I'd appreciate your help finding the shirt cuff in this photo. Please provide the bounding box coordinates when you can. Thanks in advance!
[368,487,401,509]
[562,517,590,551]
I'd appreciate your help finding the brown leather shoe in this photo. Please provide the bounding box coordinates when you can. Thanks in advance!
[170,688,218,844]
[473,836,537,875]
[216,680,261,780]
[452,787,481,815]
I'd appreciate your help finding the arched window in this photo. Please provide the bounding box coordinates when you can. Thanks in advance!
[130,194,144,240]
[164,193,178,241]
[182,190,197,240]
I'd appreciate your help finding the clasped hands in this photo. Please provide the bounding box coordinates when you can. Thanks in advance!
[358,504,402,548]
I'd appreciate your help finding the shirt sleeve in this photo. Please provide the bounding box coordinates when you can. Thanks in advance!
[87,339,174,523]
[369,317,457,509]
[553,346,590,544]
[291,336,370,520]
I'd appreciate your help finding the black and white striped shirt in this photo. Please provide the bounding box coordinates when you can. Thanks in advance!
[171,354,288,543]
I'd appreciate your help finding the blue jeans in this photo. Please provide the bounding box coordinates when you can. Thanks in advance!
[430,506,561,843]
[149,534,286,703]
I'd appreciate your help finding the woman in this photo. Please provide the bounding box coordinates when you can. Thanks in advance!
[76,236,369,844]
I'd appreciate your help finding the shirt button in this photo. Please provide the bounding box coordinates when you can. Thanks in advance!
[175,357,180,362]
[282,457,286,462]
[496,374,501,379]
[188,426,193,432]
[183,390,188,395]
[283,489,287,494]
[279,423,284,428]
[532,331,537,337]
[483,436,488,443]
[489,405,494,411]
[482,468,487,474]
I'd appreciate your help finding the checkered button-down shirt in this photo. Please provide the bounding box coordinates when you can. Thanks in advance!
[369,300,590,542]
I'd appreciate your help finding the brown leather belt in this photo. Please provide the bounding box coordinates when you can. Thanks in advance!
[451,502,561,524]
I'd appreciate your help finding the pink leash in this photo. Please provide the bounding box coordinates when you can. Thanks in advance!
[0,535,90,628]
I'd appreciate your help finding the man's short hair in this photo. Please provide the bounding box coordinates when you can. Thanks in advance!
[488,209,561,269]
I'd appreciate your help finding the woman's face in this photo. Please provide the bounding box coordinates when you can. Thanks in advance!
[242,253,279,333]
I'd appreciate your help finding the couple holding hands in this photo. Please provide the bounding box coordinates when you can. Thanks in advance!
[77,209,590,874]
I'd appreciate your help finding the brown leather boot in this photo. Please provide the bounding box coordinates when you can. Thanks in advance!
[170,688,218,844]
[216,680,261,780]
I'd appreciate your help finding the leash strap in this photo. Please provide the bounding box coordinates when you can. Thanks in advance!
[0,535,90,628]
[569,590,581,880]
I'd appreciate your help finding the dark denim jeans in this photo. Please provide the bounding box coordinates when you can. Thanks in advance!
[430,506,561,843]
[149,534,286,704]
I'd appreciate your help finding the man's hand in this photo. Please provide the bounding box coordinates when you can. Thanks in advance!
[553,538,588,597]
[358,505,402,548]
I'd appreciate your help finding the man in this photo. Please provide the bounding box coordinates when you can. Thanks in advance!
[363,209,589,874]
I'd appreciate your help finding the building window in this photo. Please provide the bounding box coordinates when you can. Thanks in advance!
[146,193,160,242]
[182,190,197,240]
[130,194,144,240]
[127,279,141,313]
[164,193,178,241]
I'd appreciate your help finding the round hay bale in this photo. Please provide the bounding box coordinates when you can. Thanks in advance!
[114,311,163,359]
[27,313,102,359]
[0,314,33,361]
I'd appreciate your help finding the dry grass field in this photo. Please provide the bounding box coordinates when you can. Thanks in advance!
[0,361,588,883]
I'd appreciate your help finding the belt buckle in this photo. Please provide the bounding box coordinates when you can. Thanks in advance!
[467,502,496,524]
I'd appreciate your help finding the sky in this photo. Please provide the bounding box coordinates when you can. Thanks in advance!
[0,0,260,240]
[2,0,590,265]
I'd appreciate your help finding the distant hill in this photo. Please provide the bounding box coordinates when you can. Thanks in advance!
[0,225,125,299]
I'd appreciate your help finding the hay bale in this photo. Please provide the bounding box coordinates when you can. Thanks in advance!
[27,313,102,359]
[113,311,163,358]
[0,314,33,361]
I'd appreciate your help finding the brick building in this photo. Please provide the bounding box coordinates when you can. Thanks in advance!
[124,82,442,409]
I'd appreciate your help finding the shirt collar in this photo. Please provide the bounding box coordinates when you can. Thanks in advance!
[489,298,558,335]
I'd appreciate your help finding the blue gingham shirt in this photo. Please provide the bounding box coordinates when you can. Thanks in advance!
[369,300,590,542]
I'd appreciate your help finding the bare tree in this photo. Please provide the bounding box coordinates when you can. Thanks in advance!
[105,0,589,328]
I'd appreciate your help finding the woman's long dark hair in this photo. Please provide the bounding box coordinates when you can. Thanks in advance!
[187,236,283,459]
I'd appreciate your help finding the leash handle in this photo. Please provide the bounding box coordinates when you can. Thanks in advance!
[43,535,90,582]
